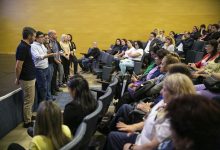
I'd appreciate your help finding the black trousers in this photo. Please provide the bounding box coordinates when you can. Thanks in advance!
[51,62,58,93]
[70,55,78,74]
[61,56,70,81]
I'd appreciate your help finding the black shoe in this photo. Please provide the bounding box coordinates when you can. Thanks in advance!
[23,122,34,128]
[52,96,56,101]
[31,116,36,121]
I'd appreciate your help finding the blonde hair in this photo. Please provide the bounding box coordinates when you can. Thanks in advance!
[35,101,71,149]
[163,73,196,98]
[60,34,67,42]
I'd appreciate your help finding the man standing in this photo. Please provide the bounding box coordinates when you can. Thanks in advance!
[15,27,36,128]
[31,31,57,103]
[48,30,64,95]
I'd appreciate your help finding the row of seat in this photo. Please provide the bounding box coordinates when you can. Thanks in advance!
[60,77,119,150]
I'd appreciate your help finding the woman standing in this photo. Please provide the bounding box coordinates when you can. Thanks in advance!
[67,34,78,75]
[60,34,71,82]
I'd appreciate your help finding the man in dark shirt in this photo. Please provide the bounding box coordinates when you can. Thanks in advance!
[181,32,194,56]
[15,27,36,128]
[204,24,220,41]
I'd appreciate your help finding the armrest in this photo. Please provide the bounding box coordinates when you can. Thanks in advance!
[90,87,105,94]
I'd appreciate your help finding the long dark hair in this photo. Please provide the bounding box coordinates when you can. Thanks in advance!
[35,101,71,149]
[135,40,144,49]
[67,75,96,112]
[67,34,73,41]
[115,38,121,46]
[206,39,218,59]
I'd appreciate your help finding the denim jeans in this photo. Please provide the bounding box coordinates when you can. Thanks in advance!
[119,59,134,75]
[36,67,49,102]
[46,64,54,100]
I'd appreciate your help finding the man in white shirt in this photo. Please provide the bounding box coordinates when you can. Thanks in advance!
[144,32,162,53]
[31,31,57,102]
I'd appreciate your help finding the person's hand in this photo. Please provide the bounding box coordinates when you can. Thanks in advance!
[15,78,19,85]
[131,75,137,82]
[188,63,196,68]
[116,121,137,133]
[136,102,152,113]
[123,143,145,150]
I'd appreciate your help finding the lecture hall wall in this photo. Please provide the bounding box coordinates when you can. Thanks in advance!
[0,0,219,56]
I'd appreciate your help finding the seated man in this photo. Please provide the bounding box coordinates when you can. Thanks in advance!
[78,42,100,72]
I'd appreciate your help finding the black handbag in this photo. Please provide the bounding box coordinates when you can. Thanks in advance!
[204,76,220,93]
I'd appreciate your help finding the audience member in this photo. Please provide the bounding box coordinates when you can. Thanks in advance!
[162,36,175,52]
[144,32,162,53]
[119,40,144,75]
[8,101,72,150]
[189,39,219,69]
[165,95,220,150]
[63,75,97,134]
[108,38,122,55]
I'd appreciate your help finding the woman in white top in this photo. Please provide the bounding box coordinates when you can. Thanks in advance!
[162,36,175,52]
[119,40,144,75]
[60,34,71,82]
[105,73,196,150]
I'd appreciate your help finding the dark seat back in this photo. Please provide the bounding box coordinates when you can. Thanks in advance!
[81,101,103,149]
[98,87,113,116]
[192,40,205,51]
[109,77,118,95]
[60,122,87,150]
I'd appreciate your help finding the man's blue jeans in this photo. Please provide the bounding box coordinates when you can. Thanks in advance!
[36,67,49,102]
[46,64,54,100]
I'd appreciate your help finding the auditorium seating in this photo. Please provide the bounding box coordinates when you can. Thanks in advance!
[60,122,87,150]
[80,100,103,150]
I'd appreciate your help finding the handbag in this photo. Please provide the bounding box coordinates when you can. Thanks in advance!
[204,76,220,93]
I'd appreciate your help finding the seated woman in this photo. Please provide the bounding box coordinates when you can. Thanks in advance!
[108,38,122,55]
[8,101,72,150]
[105,73,196,150]
[115,53,180,111]
[193,56,220,78]
[189,39,219,70]
[63,75,97,134]
[128,49,169,94]
[164,95,220,150]
[119,40,144,75]
[162,36,175,52]
[114,39,128,58]
[113,39,128,71]
[142,46,162,76]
